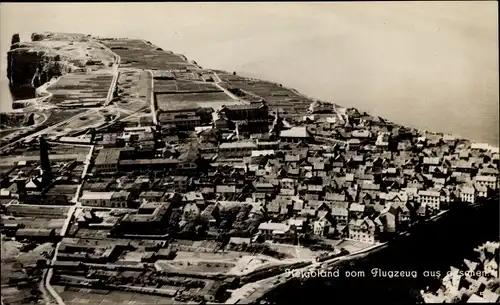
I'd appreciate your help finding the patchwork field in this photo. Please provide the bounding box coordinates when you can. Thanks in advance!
[99,39,198,71]
[114,69,151,114]
[155,92,237,112]
[47,71,113,106]
[154,79,221,93]
[218,72,313,115]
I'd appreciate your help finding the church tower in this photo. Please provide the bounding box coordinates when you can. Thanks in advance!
[39,135,52,174]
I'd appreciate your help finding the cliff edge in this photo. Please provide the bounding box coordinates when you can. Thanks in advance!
[6,32,115,100]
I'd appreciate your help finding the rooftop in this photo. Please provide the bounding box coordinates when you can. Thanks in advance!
[280,127,311,138]
[219,141,258,149]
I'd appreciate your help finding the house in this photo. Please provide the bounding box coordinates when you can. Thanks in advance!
[460,186,476,203]
[15,228,57,242]
[257,222,291,241]
[479,166,499,177]
[481,290,500,303]
[360,181,381,199]
[349,203,365,219]
[330,206,349,226]
[220,102,269,121]
[452,159,473,173]
[375,132,390,149]
[80,191,131,208]
[263,196,277,213]
[467,294,489,303]
[183,203,201,219]
[183,191,205,205]
[474,175,497,190]
[219,141,258,158]
[351,130,371,139]
[112,202,172,235]
[385,191,408,207]
[325,193,347,204]
[94,148,121,174]
[253,182,275,194]
[418,190,441,211]
[470,143,491,152]
[474,183,488,198]
[440,266,466,295]
[397,202,413,224]
[173,176,189,193]
[287,218,306,233]
[279,127,312,143]
[347,138,361,150]
[139,191,165,202]
[375,206,400,234]
[348,217,376,244]
[216,185,236,199]
[280,178,296,196]
[201,204,220,226]
[313,219,330,236]
[423,157,440,167]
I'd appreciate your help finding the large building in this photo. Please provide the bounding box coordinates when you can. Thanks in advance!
[218,141,258,158]
[279,127,312,143]
[94,148,121,174]
[39,136,51,172]
[80,191,131,208]
[112,201,172,235]
[220,102,268,121]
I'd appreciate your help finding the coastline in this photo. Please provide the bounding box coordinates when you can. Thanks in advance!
[2,33,498,147]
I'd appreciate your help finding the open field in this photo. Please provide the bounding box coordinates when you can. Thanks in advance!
[218,73,312,115]
[0,285,40,305]
[54,286,188,305]
[265,242,319,261]
[0,109,86,145]
[47,70,113,105]
[99,38,198,71]
[44,109,105,138]
[174,250,244,263]
[13,217,66,231]
[155,91,237,112]
[0,151,87,166]
[114,69,151,114]
[36,109,87,130]
[154,79,221,93]
[74,228,111,240]
[335,239,375,253]
[156,259,235,274]
[34,35,115,68]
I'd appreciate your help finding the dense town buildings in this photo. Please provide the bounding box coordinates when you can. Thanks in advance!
[1,32,498,304]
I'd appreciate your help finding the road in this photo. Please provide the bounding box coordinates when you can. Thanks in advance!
[146,70,158,126]
[225,240,384,304]
[227,195,500,304]
[0,39,121,152]
[213,72,241,101]
[96,38,121,107]
[39,40,121,305]
[42,144,95,305]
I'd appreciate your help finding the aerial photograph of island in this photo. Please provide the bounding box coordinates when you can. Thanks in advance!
[0,2,498,305]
